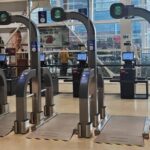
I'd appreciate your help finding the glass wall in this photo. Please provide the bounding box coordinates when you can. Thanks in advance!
[50,0,88,11]
[132,20,142,47]
[94,0,119,20]
[29,0,150,78]
[132,0,141,6]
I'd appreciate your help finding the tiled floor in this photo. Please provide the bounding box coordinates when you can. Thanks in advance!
[0,81,150,150]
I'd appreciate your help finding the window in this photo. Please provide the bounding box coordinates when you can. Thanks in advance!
[94,0,119,20]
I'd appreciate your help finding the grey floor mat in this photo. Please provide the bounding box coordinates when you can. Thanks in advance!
[95,116,146,146]
[0,112,16,137]
[27,113,79,141]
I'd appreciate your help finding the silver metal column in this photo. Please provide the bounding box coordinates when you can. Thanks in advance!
[0,69,9,114]
[97,67,105,119]
[14,69,36,134]
[65,11,100,126]
[78,69,93,138]
[41,67,54,117]
[11,15,43,125]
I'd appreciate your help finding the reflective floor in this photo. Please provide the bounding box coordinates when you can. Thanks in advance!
[1,81,150,150]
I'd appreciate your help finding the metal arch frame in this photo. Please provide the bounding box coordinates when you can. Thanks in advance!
[78,68,106,138]
[54,10,104,138]
[0,69,8,114]
[11,15,42,117]
[65,12,96,69]
[9,14,47,134]
[108,3,150,138]
[97,67,105,119]
[15,69,36,98]
[14,69,36,134]
[126,5,150,24]
[41,67,54,117]
[66,12,98,119]
[11,14,55,134]
[14,66,55,134]
[78,68,100,137]
[123,3,150,140]
[78,68,93,138]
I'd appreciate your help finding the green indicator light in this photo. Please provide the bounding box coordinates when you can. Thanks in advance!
[55,10,61,19]
[110,3,125,19]
[51,7,66,22]
[115,6,122,16]
[0,13,7,22]
[0,11,11,25]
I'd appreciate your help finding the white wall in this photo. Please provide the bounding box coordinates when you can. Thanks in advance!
[0,0,27,12]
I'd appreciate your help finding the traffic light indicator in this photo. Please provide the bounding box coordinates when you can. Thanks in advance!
[51,7,66,22]
[55,10,61,18]
[0,11,11,25]
[110,3,125,19]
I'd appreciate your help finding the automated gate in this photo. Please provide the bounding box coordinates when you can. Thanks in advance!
[109,1,150,138]
[27,8,107,140]
[0,11,54,135]
[51,8,107,138]
[94,3,150,146]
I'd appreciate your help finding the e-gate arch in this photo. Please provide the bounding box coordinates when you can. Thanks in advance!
[109,3,150,138]
[0,11,54,134]
[0,9,105,138]
[11,15,55,133]
[51,8,107,137]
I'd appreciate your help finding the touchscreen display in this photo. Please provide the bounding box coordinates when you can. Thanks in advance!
[122,52,134,61]
[77,53,87,61]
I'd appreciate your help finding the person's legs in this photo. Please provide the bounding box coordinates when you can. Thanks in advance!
[60,63,68,76]
[64,63,68,76]
[60,63,66,76]
[60,64,63,76]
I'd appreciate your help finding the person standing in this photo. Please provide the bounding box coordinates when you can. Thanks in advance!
[59,47,69,76]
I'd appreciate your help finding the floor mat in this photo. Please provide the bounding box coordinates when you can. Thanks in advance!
[94,115,146,146]
[0,113,16,137]
[27,113,79,141]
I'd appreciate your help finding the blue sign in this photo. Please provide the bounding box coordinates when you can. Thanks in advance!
[31,41,38,52]
[81,71,90,84]
[38,11,47,23]
[88,40,95,51]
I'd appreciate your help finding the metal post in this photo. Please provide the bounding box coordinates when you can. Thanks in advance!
[11,15,42,124]
[0,69,9,114]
